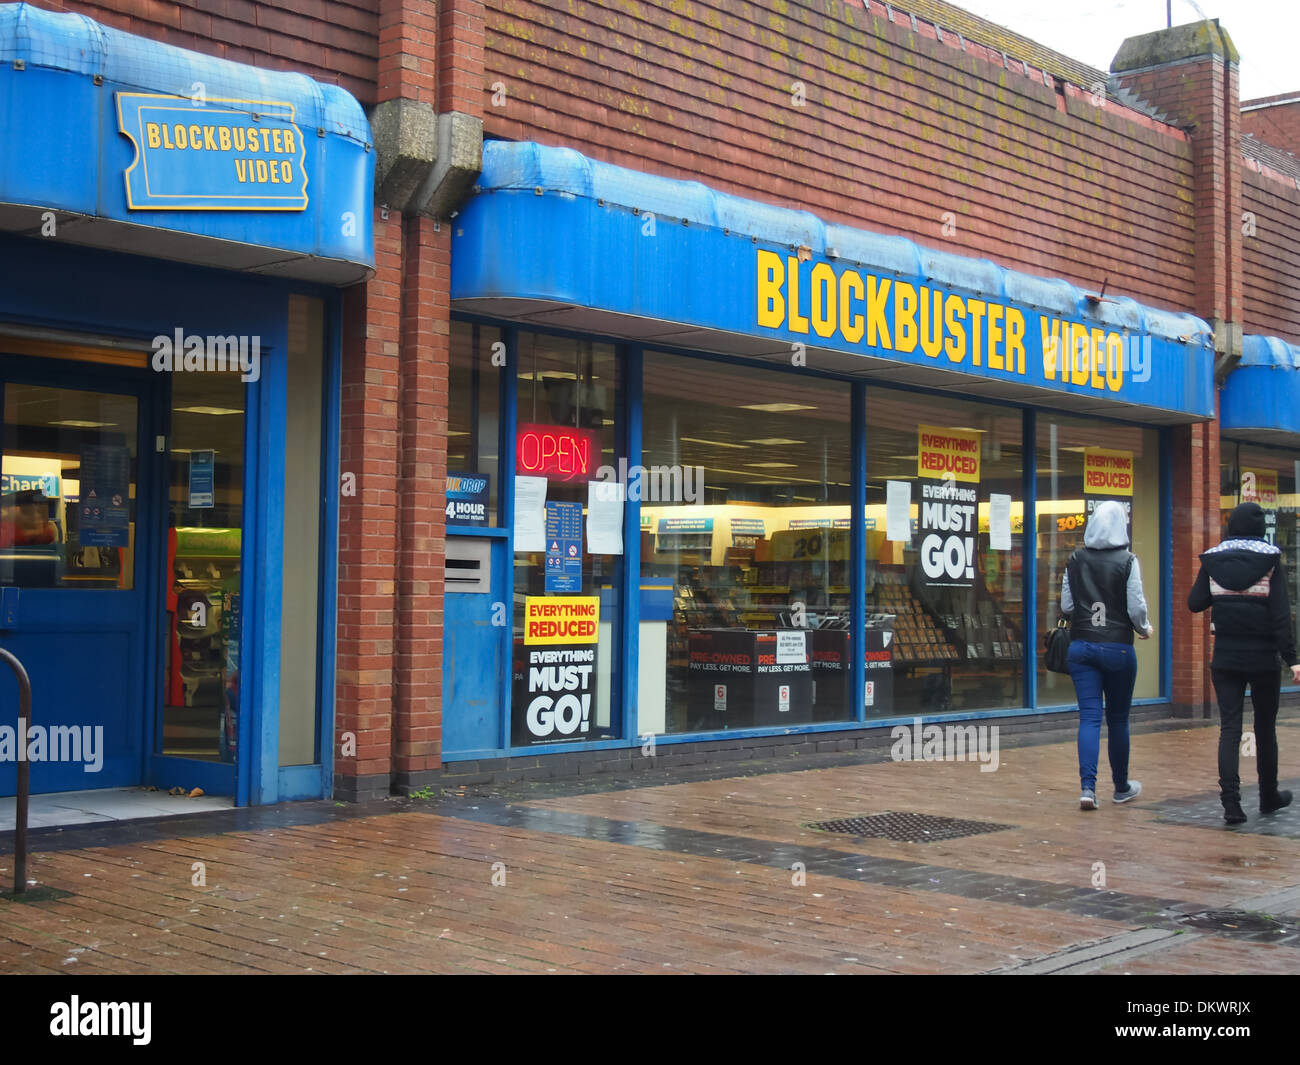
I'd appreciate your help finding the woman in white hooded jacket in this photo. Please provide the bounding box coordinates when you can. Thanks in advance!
[1060,500,1153,811]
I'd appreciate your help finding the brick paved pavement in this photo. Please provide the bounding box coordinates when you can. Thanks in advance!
[1,713,1298,974]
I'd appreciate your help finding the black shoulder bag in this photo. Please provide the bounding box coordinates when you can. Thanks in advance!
[1044,616,1071,673]
[1044,553,1076,673]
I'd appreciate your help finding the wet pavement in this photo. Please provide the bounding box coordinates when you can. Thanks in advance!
[2,710,1299,974]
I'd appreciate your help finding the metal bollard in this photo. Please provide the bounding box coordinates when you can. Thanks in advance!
[1,647,32,896]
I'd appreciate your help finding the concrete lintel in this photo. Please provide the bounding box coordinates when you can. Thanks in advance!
[416,111,484,221]
[1111,19,1240,74]
[370,98,439,213]
[1212,318,1244,384]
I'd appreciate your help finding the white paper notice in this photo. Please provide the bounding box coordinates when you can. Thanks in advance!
[989,493,1012,551]
[886,480,912,542]
[586,480,625,555]
[775,630,807,664]
[513,475,547,552]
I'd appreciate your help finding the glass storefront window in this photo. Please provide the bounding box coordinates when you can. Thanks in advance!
[1220,442,1300,686]
[512,332,622,744]
[1,384,138,590]
[162,371,245,761]
[641,353,852,733]
[448,321,502,526]
[1036,417,1161,703]
[865,389,1025,715]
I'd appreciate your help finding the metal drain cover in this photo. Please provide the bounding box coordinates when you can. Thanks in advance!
[1175,910,1296,934]
[807,811,1015,843]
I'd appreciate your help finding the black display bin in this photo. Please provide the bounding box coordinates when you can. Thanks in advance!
[686,628,812,731]
[809,617,895,720]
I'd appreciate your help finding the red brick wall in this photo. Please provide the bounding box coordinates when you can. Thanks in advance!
[1113,56,1241,325]
[482,0,1197,312]
[336,211,403,797]
[1242,167,1300,345]
[41,0,380,105]
[1243,97,1300,155]
[392,214,451,778]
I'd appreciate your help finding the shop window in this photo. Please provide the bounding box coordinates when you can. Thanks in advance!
[162,370,245,761]
[641,352,852,734]
[865,389,1025,715]
[1036,417,1160,703]
[1220,442,1300,687]
[1,384,138,590]
[448,321,502,527]
[512,332,622,745]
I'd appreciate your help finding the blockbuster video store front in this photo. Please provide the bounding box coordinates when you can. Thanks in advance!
[0,5,374,805]
[438,140,1220,761]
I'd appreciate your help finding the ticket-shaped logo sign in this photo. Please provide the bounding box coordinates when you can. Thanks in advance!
[1083,448,1134,496]
[117,93,308,210]
[524,596,600,645]
[918,426,981,483]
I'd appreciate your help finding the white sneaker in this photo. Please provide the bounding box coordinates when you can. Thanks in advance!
[1080,789,1098,810]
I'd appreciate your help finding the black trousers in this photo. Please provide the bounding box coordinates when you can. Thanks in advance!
[1211,668,1281,803]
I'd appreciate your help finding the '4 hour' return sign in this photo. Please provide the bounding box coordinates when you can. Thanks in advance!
[117,93,309,211]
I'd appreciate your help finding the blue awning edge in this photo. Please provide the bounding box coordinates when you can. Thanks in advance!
[0,2,374,284]
[456,141,1215,420]
[1221,334,1300,444]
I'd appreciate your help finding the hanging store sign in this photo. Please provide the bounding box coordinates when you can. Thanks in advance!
[516,424,599,482]
[516,595,600,745]
[524,595,599,645]
[117,94,309,211]
[918,427,978,587]
[1083,448,1134,496]
[918,426,981,483]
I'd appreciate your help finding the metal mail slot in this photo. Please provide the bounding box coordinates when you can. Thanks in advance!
[445,537,491,593]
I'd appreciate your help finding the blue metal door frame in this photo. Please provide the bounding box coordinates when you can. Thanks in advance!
[0,235,343,805]
[0,352,161,794]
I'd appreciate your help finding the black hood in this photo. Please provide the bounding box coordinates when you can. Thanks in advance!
[1200,537,1279,591]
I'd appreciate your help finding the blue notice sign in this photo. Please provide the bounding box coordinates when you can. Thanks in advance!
[189,450,215,509]
[446,471,490,526]
[78,444,130,547]
[545,500,583,593]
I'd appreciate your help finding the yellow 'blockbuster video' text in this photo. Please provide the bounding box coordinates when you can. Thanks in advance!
[755,249,1127,392]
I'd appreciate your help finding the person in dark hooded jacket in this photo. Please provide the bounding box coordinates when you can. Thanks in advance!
[1188,501,1299,825]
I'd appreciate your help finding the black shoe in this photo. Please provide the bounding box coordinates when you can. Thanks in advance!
[1223,801,1247,825]
[1261,790,1293,815]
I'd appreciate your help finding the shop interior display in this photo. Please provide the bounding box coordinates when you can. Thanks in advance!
[647,518,1024,725]
[165,526,241,759]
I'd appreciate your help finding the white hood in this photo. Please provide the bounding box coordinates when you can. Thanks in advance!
[1084,499,1130,549]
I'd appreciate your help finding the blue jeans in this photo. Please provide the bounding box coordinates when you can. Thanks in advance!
[1067,640,1138,792]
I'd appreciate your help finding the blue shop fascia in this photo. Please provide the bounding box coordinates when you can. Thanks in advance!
[439,140,1274,761]
[0,3,374,805]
